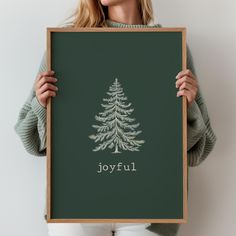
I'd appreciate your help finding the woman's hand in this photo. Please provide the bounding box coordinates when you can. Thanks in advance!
[34,70,58,108]
[175,69,198,107]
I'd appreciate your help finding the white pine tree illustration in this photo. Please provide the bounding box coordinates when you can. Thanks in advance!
[89,78,145,154]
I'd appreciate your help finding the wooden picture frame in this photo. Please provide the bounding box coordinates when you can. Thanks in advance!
[46,27,187,223]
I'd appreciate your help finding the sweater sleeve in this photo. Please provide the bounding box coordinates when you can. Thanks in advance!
[14,51,47,156]
[186,46,217,166]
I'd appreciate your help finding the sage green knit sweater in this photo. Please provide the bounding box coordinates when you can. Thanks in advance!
[14,19,216,236]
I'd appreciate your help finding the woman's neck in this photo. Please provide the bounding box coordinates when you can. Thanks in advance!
[107,1,143,25]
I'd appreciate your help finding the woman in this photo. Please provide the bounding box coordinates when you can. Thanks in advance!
[14,0,216,235]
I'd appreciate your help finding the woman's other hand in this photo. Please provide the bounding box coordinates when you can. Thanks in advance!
[175,69,198,107]
[34,70,58,108]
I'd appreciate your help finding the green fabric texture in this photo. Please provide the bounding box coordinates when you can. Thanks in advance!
[14,19,217,236]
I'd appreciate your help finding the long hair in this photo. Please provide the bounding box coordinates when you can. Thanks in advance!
[62,0,154,28]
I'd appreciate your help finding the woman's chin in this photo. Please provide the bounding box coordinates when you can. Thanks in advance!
[100,0,122,7]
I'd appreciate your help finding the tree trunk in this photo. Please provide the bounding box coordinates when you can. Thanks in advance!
[113,144,120,154]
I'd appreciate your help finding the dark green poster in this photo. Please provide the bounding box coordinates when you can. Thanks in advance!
[46,28,187,223]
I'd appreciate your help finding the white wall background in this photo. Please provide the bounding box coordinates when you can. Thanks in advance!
[0,0,235,235]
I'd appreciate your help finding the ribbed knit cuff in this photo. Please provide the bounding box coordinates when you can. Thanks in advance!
[187,100,207,151]
[187,100,201,122]
[31,96,46,121]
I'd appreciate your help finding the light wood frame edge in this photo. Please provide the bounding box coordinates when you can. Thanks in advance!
[46,28,52,221]
[182,28,188,224]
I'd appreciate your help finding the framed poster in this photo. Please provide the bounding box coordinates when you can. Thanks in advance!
[46,27,187,223]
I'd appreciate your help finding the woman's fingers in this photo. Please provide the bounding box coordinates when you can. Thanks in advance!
[175,75,197,88]
[178,81,196,92]
[36,76,57,90]
[178,82,197,102]
[34,71,54,88]
[38,82,58,95]
[176,69,194,80]
[34,70,58,108]
[177,89,194,106]
[36,70,55,82]
[39,90,56,101]
[175,69,198,106]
